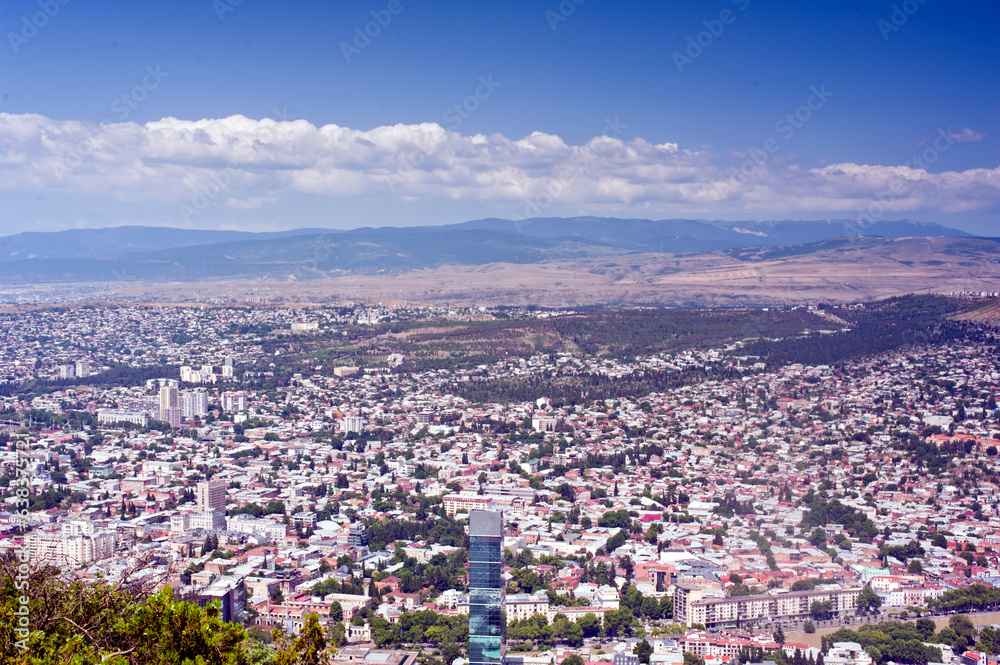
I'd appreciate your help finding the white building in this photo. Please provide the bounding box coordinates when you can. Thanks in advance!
[189,512,227,531]
[341,416,365,434]
[226,515,287,542]
[221,392,247,413]
[97,409,149,427]
[181,390,209,418]
[27,526,115,566]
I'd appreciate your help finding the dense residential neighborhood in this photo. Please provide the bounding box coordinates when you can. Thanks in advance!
[2,300,1000,665]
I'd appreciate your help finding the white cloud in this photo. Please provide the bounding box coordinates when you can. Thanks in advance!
[950,127,986,143]
[226,195,278,210]
[0,112,997,220]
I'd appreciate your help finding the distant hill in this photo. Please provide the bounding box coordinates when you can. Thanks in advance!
[0,217,977,285]
[0,226,333,262]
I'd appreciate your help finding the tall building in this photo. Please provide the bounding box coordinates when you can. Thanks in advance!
[348,522,369,549]
[159,385,179,420]
[58,364,75,380]
[221,391,247,413]
[196,480,227,513]
[341,415,365,434]
[469,510,505,665]
[181,390,209,418]
[75,360,90,378]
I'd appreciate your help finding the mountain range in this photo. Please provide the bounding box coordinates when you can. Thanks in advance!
[0,217,981,285]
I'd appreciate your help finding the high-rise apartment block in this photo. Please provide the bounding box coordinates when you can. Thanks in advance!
[221,391,247,413]
[181,390,209,418]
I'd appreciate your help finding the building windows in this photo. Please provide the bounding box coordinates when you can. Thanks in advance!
[469,510,505,665]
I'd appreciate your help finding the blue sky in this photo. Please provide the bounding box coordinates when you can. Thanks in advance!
[0,0,997,235]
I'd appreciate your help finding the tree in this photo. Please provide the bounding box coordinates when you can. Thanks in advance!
[907,559,923,574]
[856,585,882,616]
[804,620,816,634]
[1,567,253,665]
[274,611,335,665]
[809,527,828,548]
[577,612,601,638]
[330,621,347,648]
[640,596,660,621]
[634,639,654,664]
[562,656,585,665]
[271,587,285,604]
[949,614,976,642]
[811,600,833,621]
[329,600,344,622]
[774,626,786,646]
[565,621,584,647]
[915,617,936,640]
[977,626,998,655]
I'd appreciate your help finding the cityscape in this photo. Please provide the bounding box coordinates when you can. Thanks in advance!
[2,298,1000,665]
[1,1,999,664]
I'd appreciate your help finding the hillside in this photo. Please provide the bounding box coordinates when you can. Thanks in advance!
[0,217,977,286]
[34,235,996,308]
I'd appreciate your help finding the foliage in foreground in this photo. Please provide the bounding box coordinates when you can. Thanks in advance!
[0,561,333,665]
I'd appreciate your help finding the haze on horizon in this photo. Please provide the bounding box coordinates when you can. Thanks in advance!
[0,0,997,237]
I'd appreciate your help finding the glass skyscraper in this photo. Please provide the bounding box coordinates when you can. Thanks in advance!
[468,510,505,665]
